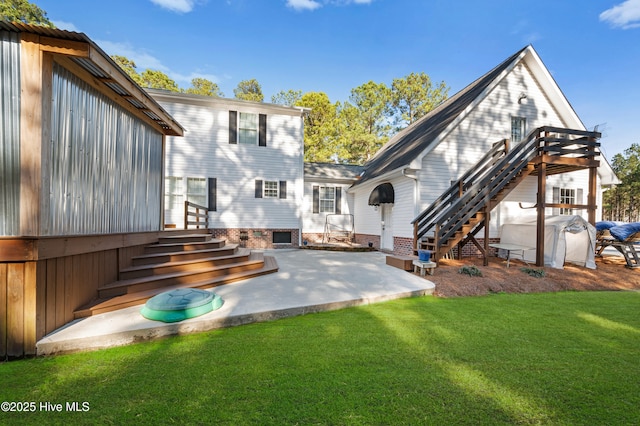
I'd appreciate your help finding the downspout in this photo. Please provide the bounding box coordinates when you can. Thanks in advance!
[402,168,419,218]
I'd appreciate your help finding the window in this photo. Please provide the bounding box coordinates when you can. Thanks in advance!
[229,111,267,146]
[255,180,287,199]
[320,187,336,213]
[559,188,575,215]
[165,177,183,209]
[239,112,258,144]
[273,231,292,244]
[553,187,584,215]
[312,186,341,214]
[511,116,526,143]
[263,180,279,198]
[187,177,207,206]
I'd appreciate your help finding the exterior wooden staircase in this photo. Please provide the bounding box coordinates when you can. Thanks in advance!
[412,126,601,262]
[74,233,278,318]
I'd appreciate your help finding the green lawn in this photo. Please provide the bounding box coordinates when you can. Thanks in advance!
[1,291,639,425]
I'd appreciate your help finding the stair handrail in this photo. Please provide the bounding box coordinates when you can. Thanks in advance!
[411,138,509,230]
[437,128,600,244]
[184,201,209,229]
[436,134,540,243]
[413,126,601,254]
[414,128,542,244]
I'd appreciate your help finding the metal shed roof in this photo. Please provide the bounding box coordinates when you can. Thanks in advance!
[0,21,184,136]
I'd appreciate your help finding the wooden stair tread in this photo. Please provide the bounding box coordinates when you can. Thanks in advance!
[74,255,279,318]
[144,239,227,253]
[123,248,250,274]
[101,256,265,292]
[133,243,239,263]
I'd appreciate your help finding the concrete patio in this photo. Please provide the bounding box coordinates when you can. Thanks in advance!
[36,249,435,356]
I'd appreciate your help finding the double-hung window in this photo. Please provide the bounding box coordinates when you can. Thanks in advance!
[511,116,526,143]
[319,187,336,213]
[239,113,258,145]
[165,177,183,209]
[312,185,341,214]
[187,177,207,206]
[229,111,267,146]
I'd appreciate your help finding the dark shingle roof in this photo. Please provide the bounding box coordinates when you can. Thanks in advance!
[354,46,528,186]
[304,162,365,181]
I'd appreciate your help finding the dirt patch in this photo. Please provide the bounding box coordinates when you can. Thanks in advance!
[424,255,640,297]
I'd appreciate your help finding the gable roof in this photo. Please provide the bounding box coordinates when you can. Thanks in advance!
[354,46,530,186]
[0,21,184,136]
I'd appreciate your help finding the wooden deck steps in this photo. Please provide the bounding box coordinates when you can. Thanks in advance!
[74,234,278,319]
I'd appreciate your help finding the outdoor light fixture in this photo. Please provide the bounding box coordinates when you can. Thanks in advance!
[518,92,528,104]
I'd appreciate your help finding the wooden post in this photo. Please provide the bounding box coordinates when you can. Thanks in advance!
[536,131,547,267]
[587,135,598,225]
[19,34,44,236]
[483,206,490,266]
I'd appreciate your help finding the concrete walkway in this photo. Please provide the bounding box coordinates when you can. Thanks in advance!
[37,250,435,356]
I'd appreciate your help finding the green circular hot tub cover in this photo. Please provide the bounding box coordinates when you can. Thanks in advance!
[141,288,224,323]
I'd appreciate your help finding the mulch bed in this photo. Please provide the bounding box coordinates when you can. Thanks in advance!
[423,255,640,297]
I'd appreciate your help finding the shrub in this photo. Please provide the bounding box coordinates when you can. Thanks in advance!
[459,265,483,277]
[520,267,545,278]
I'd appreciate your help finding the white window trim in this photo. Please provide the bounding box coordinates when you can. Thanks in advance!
[319,186,336,213]
[186,177,207,207]
[165,176,183,209]
[239,112,258,145]
[511,116,526,143]
[263,180,279,198]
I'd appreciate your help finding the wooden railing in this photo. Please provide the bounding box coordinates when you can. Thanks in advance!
[412,126,601,256]
[184,201,209,229]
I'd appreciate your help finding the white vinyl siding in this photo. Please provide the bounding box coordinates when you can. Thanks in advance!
[157,95,304,229]
[417,61,568,238]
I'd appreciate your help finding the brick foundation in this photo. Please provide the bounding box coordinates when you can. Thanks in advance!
[210,228,299,249]
[393,237,414,256]
[354,233,380,250]
[448,238,502,258]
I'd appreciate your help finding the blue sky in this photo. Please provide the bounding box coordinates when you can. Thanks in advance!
[36,0,640,160]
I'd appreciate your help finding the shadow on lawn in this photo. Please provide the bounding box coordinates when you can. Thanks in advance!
[1,292,639,424]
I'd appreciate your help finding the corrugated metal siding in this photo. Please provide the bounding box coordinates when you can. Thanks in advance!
[47,62,163,235]
[0,31,21,236]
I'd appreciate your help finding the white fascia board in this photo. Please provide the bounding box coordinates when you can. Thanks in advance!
[147,89,310,117]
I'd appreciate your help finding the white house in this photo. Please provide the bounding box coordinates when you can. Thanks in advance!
[346,45,618,257]
[149,90,309,248]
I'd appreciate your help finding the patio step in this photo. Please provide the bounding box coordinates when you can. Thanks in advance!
[121,248,250,279]
[74,255,279,318]
[99,253,267,299]
[143,238,227,254]
[131,243,239,266]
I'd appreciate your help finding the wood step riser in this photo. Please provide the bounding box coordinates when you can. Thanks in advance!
[144,241,225,254]
[120,254,251,280]
[99,261,264,299]
[132,247,237,266]
[157,234,211,244]
[74,257,279,319]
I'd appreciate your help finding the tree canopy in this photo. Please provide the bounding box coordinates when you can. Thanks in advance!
[603,143,640,222]
[0,0,54,27]
[185,77,224,97]
[234,79,264,102]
